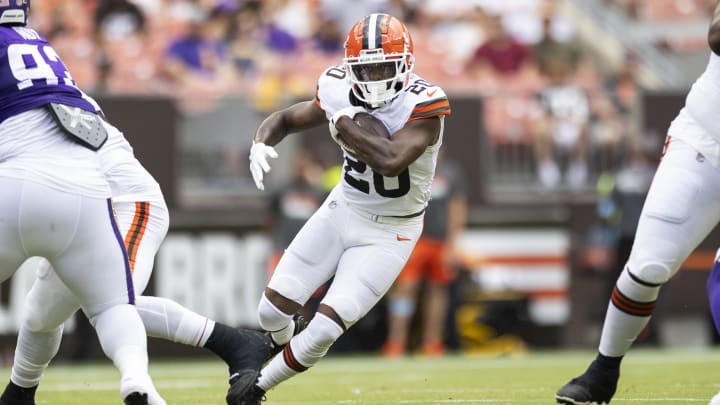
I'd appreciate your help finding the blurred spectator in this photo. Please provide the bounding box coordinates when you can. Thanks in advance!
[93,0,146,41]
[587,93,628,177]
[532,3,583,78]
[42,1,99,90]
[311,17,344,55]
[162,6,239,106]
[229,1,265,75]
[468,13,534,77]
[415,0,486,64]
[267,150,329,320]
[531,58,590,188]
[585,51,644,177]
[92,0,148,92]
[604,51,642,117]
[266,0,314,42]
[318,0,389,33]
[383,152,468,358]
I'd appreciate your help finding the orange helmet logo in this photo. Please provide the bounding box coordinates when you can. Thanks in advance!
[343,14,415,107]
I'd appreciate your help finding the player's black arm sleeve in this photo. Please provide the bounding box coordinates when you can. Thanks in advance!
[336,116,441,177]
[253,100,328,146]
[709,0,720,55]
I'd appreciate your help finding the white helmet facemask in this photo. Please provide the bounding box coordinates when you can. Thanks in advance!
[344,48,414,108]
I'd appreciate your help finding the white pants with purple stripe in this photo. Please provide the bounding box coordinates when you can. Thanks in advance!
[0,178,133,316]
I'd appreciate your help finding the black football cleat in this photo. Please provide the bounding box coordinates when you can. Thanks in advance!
[226,370,260,405]
[224,328,273,405]
[123,392,149,405]
[555,360,619,404]
[240,385,266,405]
[0,381,37,405]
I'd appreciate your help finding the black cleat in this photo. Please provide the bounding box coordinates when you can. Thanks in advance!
[0,381,37,405]
[226,370,260,405]
[224,328,273,405]
[123,392,149,405]
[229,327,274,372]
[240,385,266,405]
[555,360,619,404]
[267,314,308,360]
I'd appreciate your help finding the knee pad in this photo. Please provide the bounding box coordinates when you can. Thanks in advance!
[324,296,362,326]
[257,294,292,332]
[630,261,672,286]
[267,273,309,304]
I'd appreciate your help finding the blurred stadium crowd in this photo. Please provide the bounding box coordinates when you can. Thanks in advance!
[32,0,714,190]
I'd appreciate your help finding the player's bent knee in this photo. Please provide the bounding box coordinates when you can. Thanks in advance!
[258,293,293,332]
[267,274,308,305]
[324,296,362,326]
[631,261,672,286]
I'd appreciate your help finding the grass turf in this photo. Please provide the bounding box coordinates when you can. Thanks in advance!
[13,348,720,404]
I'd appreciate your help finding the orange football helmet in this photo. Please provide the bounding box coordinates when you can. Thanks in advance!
[343,13,414,108]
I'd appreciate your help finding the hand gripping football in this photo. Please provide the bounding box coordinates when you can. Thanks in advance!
[353,113,390,138]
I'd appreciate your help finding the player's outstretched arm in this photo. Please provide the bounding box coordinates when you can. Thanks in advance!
[336,116,441,177]
[254,100,328,146]
[709,0,720,55]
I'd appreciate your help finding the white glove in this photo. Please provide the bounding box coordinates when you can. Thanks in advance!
[329,106,365,150]
[248,141,278,191]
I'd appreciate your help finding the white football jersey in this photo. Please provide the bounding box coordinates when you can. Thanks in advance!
[99,120,164,204]
[685,52,720,140]
[668,52,720,168]
[315,66,451,216]
[0,108,110,198]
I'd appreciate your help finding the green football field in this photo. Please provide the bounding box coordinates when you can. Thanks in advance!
[13,349,720,404]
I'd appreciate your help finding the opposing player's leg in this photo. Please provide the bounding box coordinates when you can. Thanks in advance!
[0,180,47,405]
[706,248,720,333]
[48,195,164,404]
[556,139,720,404]
[0,260,78,405]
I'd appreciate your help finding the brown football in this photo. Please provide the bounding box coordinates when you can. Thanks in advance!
[354,112,391,138]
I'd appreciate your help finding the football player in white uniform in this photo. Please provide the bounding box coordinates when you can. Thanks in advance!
[235,13,451,404]
[1,122,274,405]
[0,3,165,405]
[556,2,720,404]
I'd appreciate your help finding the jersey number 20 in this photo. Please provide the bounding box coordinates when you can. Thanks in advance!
[344,156,410,198]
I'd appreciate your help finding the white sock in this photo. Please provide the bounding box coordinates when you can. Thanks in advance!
[135,296,215,347]
[599,268,659,357]
[10,326,63,388]
[258,313,343,391]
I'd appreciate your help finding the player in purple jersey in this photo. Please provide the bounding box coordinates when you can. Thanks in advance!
[0,2,287,405]
[0,1,165,404]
